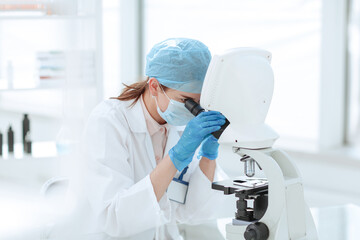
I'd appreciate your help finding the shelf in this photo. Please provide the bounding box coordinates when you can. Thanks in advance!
[0,80,96,92]
[0,142,73,184]
[0,141,57,160]
[0,97,63,118]
[0,85,62,92]
[0,14,96,20]
[0,0,103,118]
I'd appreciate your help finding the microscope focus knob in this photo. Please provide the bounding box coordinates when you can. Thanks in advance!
[244,222,269,240]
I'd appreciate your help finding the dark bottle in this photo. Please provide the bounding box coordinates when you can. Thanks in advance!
[0,131,3,156]
[25,132,32,154]
[22,114,30,151]
[8,126,14,153]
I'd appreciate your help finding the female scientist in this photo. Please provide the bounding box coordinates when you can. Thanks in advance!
[82,38,228,239]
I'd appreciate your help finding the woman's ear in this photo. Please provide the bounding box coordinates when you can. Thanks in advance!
[148,77,160,97]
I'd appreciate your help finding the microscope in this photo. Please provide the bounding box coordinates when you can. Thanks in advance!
[185,48,318,240]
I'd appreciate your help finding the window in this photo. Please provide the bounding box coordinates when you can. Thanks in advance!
[144,0,322,143]
[102,0,122,98]
[348,0,360,146]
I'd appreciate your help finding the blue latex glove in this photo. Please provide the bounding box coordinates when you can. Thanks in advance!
[169,111,226,171]
[198,134,219,160]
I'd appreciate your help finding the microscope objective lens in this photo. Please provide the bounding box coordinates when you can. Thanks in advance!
[245,159,255,177]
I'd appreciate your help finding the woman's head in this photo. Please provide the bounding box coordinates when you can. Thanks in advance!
[145,38,211,125]
[112,38,211,126]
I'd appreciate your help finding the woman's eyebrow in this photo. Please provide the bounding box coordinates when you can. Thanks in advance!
[181,95,200,103]
[180,95,192,99]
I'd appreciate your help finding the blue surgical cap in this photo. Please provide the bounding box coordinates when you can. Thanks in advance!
[145,38,211,93]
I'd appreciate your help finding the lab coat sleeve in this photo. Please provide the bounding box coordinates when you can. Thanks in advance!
[175,156,230,224]
[82,108,171,238]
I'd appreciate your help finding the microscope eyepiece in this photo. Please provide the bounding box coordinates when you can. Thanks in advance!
[184,99,230,139]
[184,99,204,116]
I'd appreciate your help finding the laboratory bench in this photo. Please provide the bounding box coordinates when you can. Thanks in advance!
[66,204,360,240]
[2,204,356,240]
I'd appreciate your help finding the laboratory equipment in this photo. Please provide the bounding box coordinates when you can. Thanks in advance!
[7,126,14,153]
[185,98,230,139]
[25,132,32,154]
[198,48,318,240]
[22,113,30,151]
[0,131,2,156]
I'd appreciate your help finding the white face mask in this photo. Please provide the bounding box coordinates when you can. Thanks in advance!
[154,87,195,126]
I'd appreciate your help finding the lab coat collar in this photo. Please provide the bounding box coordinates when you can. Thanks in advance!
[124,97,184,170]
[124,99,149,133]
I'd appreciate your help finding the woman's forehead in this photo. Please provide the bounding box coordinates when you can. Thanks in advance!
[168,88,200,99]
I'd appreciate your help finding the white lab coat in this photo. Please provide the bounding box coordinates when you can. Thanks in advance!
[77,98,229,240]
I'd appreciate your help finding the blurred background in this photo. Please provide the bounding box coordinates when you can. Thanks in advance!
[0,0,359,239]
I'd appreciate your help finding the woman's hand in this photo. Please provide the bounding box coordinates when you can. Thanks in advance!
[169,111,225,171]
[198,135,219,160]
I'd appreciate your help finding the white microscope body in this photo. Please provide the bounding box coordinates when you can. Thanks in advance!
[200,48,318,240]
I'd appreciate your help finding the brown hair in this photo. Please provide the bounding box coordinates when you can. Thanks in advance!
[110,77,168,107]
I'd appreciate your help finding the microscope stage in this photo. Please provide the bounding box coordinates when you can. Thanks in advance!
[212,176,268,195]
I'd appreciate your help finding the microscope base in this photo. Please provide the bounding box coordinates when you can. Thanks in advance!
[214,147,319,240]
[225,204,317,240]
